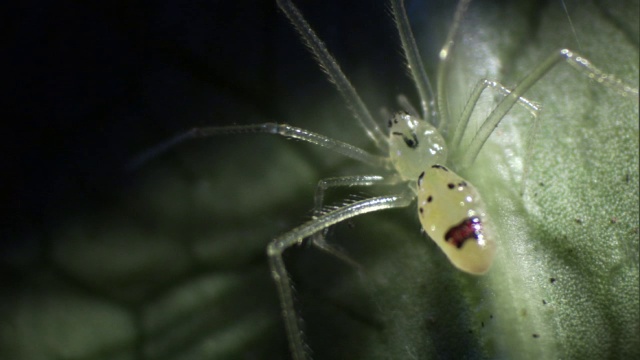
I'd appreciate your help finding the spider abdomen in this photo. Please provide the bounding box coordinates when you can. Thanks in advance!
[417,164,495,274]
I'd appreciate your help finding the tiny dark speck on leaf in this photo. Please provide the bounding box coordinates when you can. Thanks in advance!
[533,333,540,338]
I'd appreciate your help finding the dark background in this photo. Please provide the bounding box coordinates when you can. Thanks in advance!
[4,0,450,248]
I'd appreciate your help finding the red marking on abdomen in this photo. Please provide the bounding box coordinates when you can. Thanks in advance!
[445,217,482,248]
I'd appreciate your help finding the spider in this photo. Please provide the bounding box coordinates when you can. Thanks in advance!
[130,0,638,358]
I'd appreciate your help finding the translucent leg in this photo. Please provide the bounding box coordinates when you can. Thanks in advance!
[460,49,640,168]
[436,0,473,136]
[397,94,421,119]
[310,175,401,268]
[276,0,388,149]
[433,0,538,139]
[390,0,435,123]
[126,123,387,171]
[451,78,541,151]
[267,193,414,360]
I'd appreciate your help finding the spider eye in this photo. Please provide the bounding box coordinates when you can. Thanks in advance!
[404,134,418,148]
[391,131,419,149]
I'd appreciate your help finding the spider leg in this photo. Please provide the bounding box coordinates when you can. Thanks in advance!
[436,0,473,136]
[390,0,435,123]
[310,175,403,269]
[276,0,388,149]
[126,123,387,171]
[268,193,414,360]
[461,48,639,168]
[451,78,541,152]
[396,94,421,119]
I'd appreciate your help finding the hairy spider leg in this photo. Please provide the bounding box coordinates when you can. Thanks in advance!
[268,193,414,360]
